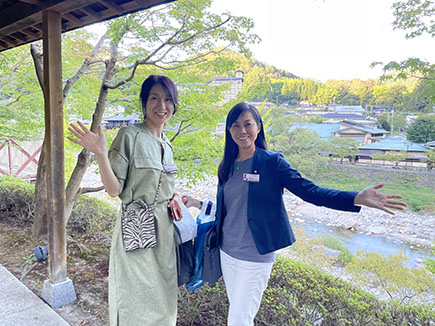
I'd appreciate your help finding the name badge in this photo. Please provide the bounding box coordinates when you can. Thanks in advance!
[243,173,260,182]
[162,164,178,173]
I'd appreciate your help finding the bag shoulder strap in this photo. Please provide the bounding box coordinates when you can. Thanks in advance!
[126,130,164,207]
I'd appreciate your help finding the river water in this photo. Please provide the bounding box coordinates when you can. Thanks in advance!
[296,217,433,268]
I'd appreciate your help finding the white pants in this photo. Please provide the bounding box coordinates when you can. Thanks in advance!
[220,250,274,326]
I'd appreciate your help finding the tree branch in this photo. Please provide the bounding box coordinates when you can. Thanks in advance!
[169,119,193,142]
[30,43,44,92]
[106,17,232,90]
[5,92,30,106]
[63,33,107,100]
[78,185,105,195]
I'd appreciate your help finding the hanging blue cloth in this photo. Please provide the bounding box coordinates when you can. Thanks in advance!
[185,201,216,290]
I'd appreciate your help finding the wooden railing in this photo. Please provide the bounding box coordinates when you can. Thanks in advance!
[0,138,42,180]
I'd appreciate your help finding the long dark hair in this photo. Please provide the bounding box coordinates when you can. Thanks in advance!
[218,102,267,184]
[140,75,178,118]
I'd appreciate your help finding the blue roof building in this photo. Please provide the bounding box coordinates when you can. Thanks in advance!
[358,136,427,152]
[289,120,389,144]
[289,123,340,140]
[357,136,428,160]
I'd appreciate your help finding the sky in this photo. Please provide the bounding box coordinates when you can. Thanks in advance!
[209,0,434,82]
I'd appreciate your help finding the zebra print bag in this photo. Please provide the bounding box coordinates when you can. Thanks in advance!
[121,173,162,252]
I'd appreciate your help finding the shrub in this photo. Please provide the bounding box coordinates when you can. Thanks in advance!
[177,280,228,326]
[346,251,435,305]
[176,257,435,325]
[69,195,117,235]
[0,176,35,226]
[423,244,435,274]
[0,176,117,235]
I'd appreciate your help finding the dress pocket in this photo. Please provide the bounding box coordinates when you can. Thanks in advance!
[134,157,162,170]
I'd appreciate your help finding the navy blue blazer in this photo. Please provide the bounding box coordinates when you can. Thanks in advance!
[215,148,361,255]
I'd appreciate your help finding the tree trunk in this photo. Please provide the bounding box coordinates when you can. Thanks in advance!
[32,139,48,237]
[65,45,118,222]
[31,36,108,236]
[31,43,48,238]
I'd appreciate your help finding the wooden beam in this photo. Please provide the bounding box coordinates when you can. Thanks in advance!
[11,32,28,42]
[42,9,67,284]
[133,0,166,9]
[81,6,103,20]
[20,27,41,38]
[63,13,83,26]
[18,0,43,5]
[1,36,18,46]
[99,0,124,14]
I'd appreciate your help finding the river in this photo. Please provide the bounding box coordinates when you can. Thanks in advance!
[295,217,432,268]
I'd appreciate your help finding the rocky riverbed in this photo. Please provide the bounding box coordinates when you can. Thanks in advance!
[85,170,434,249]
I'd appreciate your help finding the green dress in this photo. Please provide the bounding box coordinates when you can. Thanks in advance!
[108,123,177,326]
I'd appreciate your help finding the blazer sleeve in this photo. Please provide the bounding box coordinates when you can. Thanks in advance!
[275,153,361,213]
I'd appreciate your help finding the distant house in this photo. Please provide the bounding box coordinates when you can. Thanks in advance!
[335,120,388,144]
[103,113,141,129]
[248,102,276,110]
[368,106,395,115]
[321,113,365,122]
[357,136,428,160]
[426,141,435,149]
[209,70,244,103]
[289,120,388,145]
[329,105,364,115]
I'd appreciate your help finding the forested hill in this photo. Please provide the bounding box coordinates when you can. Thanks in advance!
[212,50,432,113]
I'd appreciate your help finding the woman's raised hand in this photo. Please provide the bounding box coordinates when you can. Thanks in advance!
[67,121,108,155]
[354,183,407,215]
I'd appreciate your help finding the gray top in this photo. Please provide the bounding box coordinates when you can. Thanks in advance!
[221,157,275,263]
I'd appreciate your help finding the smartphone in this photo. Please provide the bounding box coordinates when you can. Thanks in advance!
[171,206,181,221]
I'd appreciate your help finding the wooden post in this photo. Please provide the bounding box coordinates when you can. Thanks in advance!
[42,10,67,284]
[7,140,12,175]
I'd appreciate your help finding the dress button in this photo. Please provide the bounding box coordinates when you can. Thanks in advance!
[248,219,254,223]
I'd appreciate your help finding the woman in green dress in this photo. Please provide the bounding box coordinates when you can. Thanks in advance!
[68,75,183,326]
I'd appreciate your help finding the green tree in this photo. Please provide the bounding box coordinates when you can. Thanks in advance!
[424,149,435,170]
[423,244,435,273]
[277,128,331,179]
[346,250,435,305]
[373,1,435,105]
[377,112,407,133]
[312,85,338,105]
[406,115,435,143]
[373,151,409,168]
[329,137,358,164]
[26,0,259,236]
[0,46,44,141]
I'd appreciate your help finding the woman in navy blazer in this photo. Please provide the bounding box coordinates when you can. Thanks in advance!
[183,102,406,326]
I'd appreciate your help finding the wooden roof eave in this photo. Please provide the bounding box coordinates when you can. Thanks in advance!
[0,0,175,52]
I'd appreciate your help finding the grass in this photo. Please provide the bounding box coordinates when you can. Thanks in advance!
[317,179,435,213]
[319,235,354,265]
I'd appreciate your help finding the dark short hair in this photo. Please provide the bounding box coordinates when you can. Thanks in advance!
[140,75,178,117]
[218,102,267,184]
